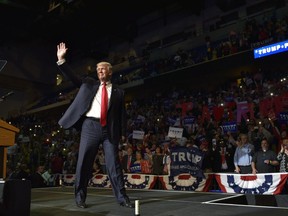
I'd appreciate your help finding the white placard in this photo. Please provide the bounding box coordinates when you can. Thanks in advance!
[22,136,30,142]
[41,171,51,182]
[168,127,183,139]
[132,130,145,140]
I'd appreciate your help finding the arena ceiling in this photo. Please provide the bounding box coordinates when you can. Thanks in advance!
[0,0,189,116]
[0,0,262,118]
[0,0,206,102]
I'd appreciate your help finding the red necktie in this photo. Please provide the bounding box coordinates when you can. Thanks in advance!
[221,147,225,164]
[127,156,131,169]
[100,82,108,126]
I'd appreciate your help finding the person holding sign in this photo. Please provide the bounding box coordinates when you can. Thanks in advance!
[130,151,152,174]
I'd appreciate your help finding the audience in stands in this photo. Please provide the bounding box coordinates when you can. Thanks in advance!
[130,151,152,174]
[3,12,288,194]
[6,63,288,179]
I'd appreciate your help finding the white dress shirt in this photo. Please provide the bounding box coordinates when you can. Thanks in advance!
[86,82,112,118]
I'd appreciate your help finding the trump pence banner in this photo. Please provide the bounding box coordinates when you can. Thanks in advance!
[165,145,208,191]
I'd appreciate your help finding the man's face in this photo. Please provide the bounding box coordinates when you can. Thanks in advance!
[127,148,133,155]
[240,135,248,143]
[97,63,112,82]
[261,140,268,150]
[38,166,45,173]
[283,139,288,149]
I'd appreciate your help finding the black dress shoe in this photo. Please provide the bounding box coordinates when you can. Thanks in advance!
[120,201,134,208]
[120,196,134,208]
[76,201,87,208]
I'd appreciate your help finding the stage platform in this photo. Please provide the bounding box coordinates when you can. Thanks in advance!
[30,186,288,216]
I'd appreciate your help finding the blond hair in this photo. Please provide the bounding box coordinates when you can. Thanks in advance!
[97,61,112,70]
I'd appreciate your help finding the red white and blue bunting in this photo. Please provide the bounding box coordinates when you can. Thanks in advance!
[124,174,157,189]
[89,174,111,188]
[58,173,287,194]
[159,173,213,191]
[215,173,288,195]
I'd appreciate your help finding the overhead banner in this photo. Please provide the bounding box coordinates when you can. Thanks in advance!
[254,39,288,59]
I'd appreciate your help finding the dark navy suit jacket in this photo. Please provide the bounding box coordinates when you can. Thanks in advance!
[57,62,127,145]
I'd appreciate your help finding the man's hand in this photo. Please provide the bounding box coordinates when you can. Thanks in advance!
[57,42,68,61]
[234,166,240,173]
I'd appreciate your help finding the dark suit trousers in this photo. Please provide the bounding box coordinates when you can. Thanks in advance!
[75,118,127,204]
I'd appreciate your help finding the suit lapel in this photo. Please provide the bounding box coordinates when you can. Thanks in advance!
[108,85,116,110]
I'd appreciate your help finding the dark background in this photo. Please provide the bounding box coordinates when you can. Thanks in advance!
[0,0,287,118]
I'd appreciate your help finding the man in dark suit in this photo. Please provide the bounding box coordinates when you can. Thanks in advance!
[28,165,47,188]
[56,42,133,208]
[121,146,136,173]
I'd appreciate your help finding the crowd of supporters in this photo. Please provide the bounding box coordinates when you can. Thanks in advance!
[3,13,288,190]
[5,62,288,183]
[113,14,288,85]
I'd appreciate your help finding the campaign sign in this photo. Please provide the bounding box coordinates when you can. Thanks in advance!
[168,127,183,139]
[132,130,145,140]
[169,145,205,179]
[221,121,237,133]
